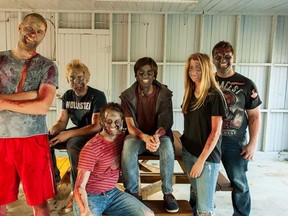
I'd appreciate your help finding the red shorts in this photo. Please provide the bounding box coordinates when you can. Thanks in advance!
[0,135,56,206]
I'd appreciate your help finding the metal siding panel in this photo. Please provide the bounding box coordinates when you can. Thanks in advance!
[131,14,147,61]
[112,14,128,61]
[164,65,185,111]
[270,67,288,109]
[275,16,288,64]
[147,14,164,61]
[268,113,288,151]
[238,16,272,63]
[111,65,128,103]
[202,15,237,54]
[166,14,201,62]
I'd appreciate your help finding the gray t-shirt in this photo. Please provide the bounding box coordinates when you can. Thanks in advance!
[0,50,58,137]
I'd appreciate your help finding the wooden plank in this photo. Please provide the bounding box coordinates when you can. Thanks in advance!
[142,200,193,216]
[56,157,71,181]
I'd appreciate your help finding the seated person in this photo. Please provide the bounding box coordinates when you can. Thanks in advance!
[73,102,154,216]
[119,57,179,213]
[49,59,107,191]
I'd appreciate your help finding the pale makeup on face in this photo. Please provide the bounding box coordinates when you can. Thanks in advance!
[188,59,202,85]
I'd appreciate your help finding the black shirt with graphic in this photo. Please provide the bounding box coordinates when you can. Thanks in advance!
[215,72,262,146]
[62,86,107,128]
[182,88,227,163]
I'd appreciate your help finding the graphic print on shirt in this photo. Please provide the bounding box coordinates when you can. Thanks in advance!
[218,81,245,136]
[65,101,91,110]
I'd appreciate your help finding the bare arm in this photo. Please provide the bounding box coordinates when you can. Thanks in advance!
[0,91,38,100]
[241,106,261,160]
[190,116,223,178]
[125,117,159,152]
[74,169,93,216]
[49,112,101,146]
[0,84,56,115]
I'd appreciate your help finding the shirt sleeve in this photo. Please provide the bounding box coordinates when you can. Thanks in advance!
[245,80,262,110]
[92,91,107,113]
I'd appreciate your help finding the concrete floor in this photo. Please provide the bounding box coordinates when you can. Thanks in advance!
[5,153,288,216]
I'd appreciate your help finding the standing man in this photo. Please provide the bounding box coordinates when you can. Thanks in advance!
[213,41,262,216]
[49,59,107,210]
[120,57,179,213]
[0,13,58,216]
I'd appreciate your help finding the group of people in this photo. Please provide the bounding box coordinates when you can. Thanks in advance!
[0,13,261,216]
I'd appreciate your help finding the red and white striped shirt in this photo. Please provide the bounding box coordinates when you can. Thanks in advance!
[78,132,125,194]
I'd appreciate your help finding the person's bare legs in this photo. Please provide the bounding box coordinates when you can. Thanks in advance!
[0,205,6,216]
[33,201,50,216]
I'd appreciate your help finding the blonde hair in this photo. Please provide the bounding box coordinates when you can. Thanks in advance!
[65,59,90,82]
[182,53,222,114]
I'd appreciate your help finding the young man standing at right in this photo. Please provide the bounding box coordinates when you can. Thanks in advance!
[213,41,262,216]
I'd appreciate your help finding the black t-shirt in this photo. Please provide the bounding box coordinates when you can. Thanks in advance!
[215,72,262,145]
[182,88,227,163]
[62,86,107,128]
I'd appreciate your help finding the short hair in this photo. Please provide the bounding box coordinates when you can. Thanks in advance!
[99,102,124,121]
[134,57,158,79]
[65,59,90,82]
[22,13,47,32]
[212,41,234,57]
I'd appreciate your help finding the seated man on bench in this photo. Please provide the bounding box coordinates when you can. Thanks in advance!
[49,59,107,209]
[120,57,179,213]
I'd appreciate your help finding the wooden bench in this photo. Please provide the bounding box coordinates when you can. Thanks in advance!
[136,131,232,199]
[143,200,193,216]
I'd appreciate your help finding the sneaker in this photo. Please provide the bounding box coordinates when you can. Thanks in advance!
[164,194,179,213]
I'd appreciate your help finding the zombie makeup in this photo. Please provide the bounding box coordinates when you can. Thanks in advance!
[213,48,234,75]
[102,110,123,136]
[68,69,88,96]
[19,16,46,51]
[136,64,155,96]
[188,59,202,84]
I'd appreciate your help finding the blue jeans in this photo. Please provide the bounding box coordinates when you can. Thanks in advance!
[121,135,174,194]
[182,147,220,216]
[73,188,153,216]
[221,140,250,216]
[50,132,93,189]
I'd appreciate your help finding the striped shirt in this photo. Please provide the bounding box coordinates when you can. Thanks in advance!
[78,132,125,194]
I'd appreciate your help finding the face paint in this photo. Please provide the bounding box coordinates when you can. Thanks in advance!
[102,110,123,136]
[188,59,202,84]
[213,49,234,75]
[136,64,155,95]
[68,69,88,96]
[19,16,46,51]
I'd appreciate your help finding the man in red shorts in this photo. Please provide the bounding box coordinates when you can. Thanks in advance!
[0,13,58,215]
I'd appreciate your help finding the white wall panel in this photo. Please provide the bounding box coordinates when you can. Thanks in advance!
[267,113,288,151]
[270,67,288,109]
[111,65,128,103]
[130,14,164,62]
[0,12,7,51]
[238,16,272,63]
[202,15,237,55]
[274,16,288,64]
[112,14,128,61]
[166,14,201,62]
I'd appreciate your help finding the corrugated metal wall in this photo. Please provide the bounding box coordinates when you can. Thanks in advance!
[0,11,287,152]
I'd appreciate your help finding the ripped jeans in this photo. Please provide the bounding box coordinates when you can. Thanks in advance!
[182,147,220,216]
[73,187,153,216]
